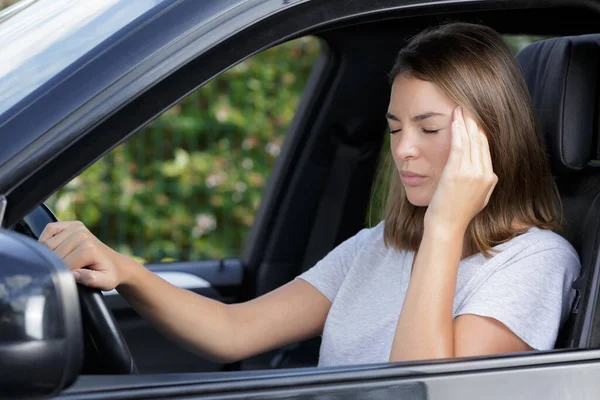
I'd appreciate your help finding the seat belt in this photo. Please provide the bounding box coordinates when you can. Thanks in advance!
[570,276,585,314]
[300,132,365,273]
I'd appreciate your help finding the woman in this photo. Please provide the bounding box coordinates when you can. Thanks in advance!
[39,22,580,366]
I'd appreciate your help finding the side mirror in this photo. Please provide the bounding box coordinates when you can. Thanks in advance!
[0,229,83,399]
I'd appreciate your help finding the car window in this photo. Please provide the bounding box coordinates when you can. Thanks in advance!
[503,34,553,54]
[46,37,322,264]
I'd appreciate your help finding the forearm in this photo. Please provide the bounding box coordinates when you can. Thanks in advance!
[115,256,240,363]
[389,226,463,362]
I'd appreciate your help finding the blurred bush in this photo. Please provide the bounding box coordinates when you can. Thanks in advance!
[46,37,321,263]
[0,0,19,8]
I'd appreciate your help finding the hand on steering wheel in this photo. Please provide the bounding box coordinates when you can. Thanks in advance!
[39,221,125,290]
[39,221,137,375]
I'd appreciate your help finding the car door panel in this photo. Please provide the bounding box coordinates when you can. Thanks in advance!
[105,259,245,310]
[106,259,245,373]
[57,350,600,399]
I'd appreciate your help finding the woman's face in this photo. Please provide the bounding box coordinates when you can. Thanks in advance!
[387,74,457,207]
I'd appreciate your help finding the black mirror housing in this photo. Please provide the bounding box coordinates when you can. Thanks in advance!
[0,229,83,399]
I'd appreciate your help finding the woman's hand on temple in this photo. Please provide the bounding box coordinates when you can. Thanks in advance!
[38,221,129,291]
[424,106,498,234]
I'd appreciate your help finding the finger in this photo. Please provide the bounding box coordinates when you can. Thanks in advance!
[72,268,110,290]
[39,222,69,244]
[53,230,93,260]
[43,224,84,251]
[484,174,499,206]
[62,241,99,272]
[448,107,464,168]
[457,107,472,169]
[479,128,494,174]
[39,221,84,244]
[465,112,483,173]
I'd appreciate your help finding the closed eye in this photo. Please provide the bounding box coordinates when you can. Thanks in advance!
[422,128,440,134]
[390,128,402,134]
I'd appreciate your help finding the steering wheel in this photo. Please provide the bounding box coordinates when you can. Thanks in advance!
[78,285,137,374]
[16,204,137,375]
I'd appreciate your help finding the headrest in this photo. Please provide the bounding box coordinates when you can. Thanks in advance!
[516,34,600,174]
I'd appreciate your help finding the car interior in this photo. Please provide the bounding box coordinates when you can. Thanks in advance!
[239,7,600,369]
[516,33,600,350]
[11,2,600,378]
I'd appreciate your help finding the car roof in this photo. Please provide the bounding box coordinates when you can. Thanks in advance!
[0,0,256,164]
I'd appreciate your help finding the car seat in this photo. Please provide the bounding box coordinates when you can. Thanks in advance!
[516,34,600,349]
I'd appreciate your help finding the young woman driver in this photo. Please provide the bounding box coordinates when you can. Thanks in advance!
[39,23,580,367]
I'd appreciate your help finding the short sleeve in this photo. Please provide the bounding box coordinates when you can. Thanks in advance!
[455,246,580,350]
[296,224,379,302]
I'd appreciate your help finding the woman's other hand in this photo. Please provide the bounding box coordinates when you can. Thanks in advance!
[424,106,498,234]
[38,221,131,291]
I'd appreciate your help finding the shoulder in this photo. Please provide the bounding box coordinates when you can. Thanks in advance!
[356,220,386,241]
[499,227,580,276]
[342,220,386,250]
[310,221,387,266]
[457,228,581,351]
[296,221,389,302]
[511,227,579,259]
[332,220,391,262]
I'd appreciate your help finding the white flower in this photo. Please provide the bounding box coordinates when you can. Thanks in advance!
[216,107,228,122]
[242,158,254,169]
[56,193,73,214]
[235,182,247,192]
[266,142,281,157]
[205,173,227,188]
[242,139,253,150]
[192,214,217,238]
[66,176,81,189]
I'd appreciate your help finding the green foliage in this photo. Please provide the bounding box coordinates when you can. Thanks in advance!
[0,1,19,9]
[46,37,321,264]
[503,35,552,54]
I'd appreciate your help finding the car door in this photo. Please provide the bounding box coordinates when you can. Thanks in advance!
[38,34,325,374]
[57,348,600,399]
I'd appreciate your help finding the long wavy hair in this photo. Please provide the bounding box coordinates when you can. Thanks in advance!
[381,22,562,258]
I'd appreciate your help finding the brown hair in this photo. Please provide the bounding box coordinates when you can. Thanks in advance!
[381,22,561,258]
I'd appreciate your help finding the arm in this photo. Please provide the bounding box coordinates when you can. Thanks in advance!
[118,264,330,363]
[389,107,530,362]
[39,221,331,363]
[389,225,462,361]
[389,225,531,362]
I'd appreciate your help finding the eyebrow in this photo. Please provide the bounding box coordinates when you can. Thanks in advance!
[385,112,446,122]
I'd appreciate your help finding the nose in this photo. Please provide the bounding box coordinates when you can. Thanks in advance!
[392,127,420,161]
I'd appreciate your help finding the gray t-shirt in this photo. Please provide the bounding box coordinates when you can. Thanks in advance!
[297,222,580,367]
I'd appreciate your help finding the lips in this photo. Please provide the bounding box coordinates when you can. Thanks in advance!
[400,171,426,185]
[400,171,425,178]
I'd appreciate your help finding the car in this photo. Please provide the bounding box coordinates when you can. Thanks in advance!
[1,0,600,398]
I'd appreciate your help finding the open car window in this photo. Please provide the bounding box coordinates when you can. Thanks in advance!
[46,37,322,265]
